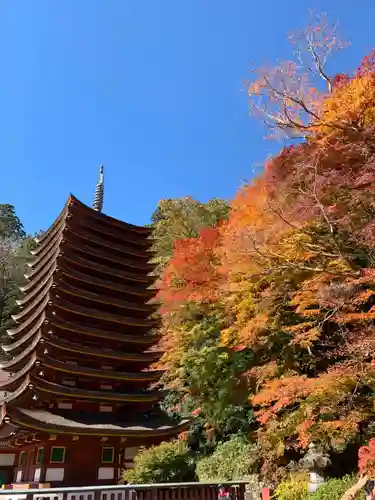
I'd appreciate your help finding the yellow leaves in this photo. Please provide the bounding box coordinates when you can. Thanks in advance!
[285,322,323,349]
[246,362,279,391]
[220,326,238,347]
[275,441,285,458]
[300,308,321,317]
[291,327,321,349]
[315,73,375,140]
[238,313,269,348]
[286,322,316,332]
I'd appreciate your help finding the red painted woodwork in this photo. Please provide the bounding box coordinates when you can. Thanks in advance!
[0,195,188,486]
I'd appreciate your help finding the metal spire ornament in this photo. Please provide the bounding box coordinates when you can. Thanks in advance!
[93,164,104,212]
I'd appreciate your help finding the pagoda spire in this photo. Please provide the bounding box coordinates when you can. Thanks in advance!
[93,163,104,212]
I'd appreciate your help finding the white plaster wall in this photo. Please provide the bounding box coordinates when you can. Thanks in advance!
[45,468,65,482]
[0,454,15,466]
[98,467,114,480]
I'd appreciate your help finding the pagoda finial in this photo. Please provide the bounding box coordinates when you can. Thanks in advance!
[93,164,104,212]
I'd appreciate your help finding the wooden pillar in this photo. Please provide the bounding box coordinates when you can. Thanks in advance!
[39,443,49,483]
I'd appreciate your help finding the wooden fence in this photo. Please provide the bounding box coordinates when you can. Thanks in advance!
[0,481,251,500]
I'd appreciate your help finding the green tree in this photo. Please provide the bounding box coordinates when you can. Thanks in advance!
[0,204,26,239]
[196,435,259,481]
[0,205,34,344]
[124,441,196,484]
[150,197,229,274]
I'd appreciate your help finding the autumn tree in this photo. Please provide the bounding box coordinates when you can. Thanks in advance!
[150,197,229,275]
[156,226,254,447]
[148,13,375,483]
[246,11,349,139]
[218,46,375,476]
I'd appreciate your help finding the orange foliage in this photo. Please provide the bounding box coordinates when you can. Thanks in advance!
[155,44,375,477]
[359,439,375,476]
[157,227,222,310]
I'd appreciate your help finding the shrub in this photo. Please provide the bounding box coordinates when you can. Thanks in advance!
[196,435,258,481]
[124,440,196,484]
[275,479,309,500]
[310,475,358,500]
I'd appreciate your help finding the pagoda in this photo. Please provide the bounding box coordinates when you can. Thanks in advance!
[0,166,188,487]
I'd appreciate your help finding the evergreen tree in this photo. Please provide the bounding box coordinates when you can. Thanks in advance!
[0,205,34,345]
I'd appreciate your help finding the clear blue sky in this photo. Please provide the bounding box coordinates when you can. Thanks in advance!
[0,1,374,234]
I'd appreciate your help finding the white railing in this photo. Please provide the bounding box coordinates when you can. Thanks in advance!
[0,481,248,500]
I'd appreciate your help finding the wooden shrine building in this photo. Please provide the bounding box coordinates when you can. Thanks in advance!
[0,167,188,487]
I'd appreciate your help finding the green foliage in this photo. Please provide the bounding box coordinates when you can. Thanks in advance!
[275,479,309,500]
[0,204,25,239]
[123,441,196,484]
[150,197,229,274]
[310,475,358,500]
[196,435,259,481]
[160,306,254,441]
[181,345,249,422]
[0,206,34,345]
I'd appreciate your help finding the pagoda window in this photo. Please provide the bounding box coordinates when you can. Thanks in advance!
[18,451,26,467]
[50,447,66,464]
[101,447,114,464]
[36,447,44,465]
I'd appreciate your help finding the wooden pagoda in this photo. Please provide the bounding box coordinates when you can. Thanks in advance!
[0,169,188,487]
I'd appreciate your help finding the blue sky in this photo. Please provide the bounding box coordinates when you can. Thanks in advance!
[0,1,374,234]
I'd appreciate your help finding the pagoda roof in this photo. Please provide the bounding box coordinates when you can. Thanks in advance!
[36,195,153,244]
[3,374,162,405]
[7,407,190,438]
[0,194,186,443]
[0,353,163,392]
[0,331,161,372]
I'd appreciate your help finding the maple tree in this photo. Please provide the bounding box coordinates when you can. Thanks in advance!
[151,14,375,483]
[150,197,229,275]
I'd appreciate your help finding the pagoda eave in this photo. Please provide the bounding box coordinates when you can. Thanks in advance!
[0,332,41,371]
[0,355,164,393]
[8,297,48,337]
[40,356,164,383]
[54,281,158,316]
[50,300,158,329]
[1,379,163,409]
[3,316,44,353]
[44,335,162,364]
[30,376,163,404]
[5,407,190,439]
[46,319,159,346]
[62,253,154,285]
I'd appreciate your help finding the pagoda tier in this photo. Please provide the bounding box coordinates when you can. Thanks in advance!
[0,195,188,487]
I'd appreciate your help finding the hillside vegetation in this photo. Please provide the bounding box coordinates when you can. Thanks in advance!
[128,14,375,484]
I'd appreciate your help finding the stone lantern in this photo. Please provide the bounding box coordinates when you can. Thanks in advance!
[299,442,331,493]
